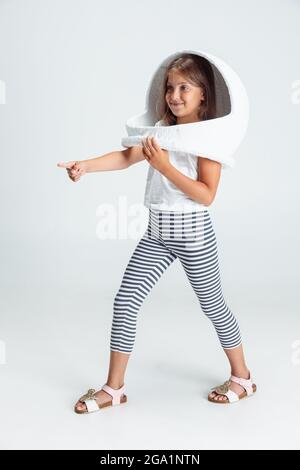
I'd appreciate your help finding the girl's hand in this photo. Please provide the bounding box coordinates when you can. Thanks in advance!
[142,136,171,174]
[57,160,87,182]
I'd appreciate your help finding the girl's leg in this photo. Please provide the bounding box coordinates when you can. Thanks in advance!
[75,219,177,412]
[162,210,250,402]
[110,226,178,353]
[163,210,242,348]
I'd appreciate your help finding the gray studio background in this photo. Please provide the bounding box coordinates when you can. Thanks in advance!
[1,0,299,450]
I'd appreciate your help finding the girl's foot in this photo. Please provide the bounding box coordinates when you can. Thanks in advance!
[208,369,251,402]
[75,383,126,413]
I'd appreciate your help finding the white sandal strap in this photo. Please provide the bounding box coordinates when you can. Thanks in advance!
[84,398,100,412]
[224,389,239,403]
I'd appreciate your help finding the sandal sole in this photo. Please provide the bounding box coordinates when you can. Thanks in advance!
[207,384,257,404]
[74,394,128,414]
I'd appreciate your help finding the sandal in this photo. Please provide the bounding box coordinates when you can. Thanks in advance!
[208,374,257,404]
[74,383,127,414]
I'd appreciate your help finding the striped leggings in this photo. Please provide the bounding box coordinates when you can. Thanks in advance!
[110,208,242,353]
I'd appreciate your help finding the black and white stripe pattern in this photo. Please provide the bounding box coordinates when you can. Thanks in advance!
[110,209,242,353]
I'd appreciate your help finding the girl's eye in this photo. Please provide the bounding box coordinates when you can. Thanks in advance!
[166,85,189,91]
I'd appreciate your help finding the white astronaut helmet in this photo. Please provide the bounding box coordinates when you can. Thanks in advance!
[121,49,249,169]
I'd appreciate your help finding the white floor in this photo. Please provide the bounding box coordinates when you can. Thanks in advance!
[1,285,300,450]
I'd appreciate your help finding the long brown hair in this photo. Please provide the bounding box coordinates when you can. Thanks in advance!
[160,53,216,125]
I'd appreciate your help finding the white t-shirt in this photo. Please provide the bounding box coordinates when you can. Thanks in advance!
[143,120,208,212]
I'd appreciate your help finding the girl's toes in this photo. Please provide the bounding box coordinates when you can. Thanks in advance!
[217,394,226,401]
[75,402,86,411]
[209,391,229,402]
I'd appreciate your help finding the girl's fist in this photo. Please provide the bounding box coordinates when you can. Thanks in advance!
[142,136,170,174]
[57,160,87,182]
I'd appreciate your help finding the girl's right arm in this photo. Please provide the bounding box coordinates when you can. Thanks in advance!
[82,146,146,172]
[57,146,145,182]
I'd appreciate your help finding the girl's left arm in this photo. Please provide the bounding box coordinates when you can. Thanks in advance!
[162,157,221,206]
[142,136,221,206]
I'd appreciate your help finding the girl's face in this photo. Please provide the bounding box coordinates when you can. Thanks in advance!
[165,70,205,124]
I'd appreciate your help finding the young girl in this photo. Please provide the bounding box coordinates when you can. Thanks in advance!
[58,50,257,413]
